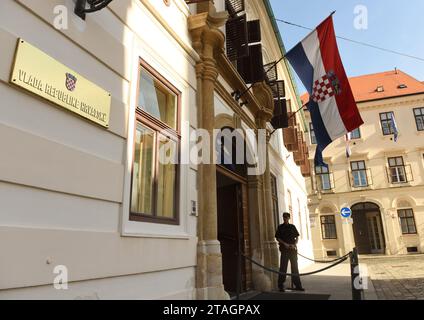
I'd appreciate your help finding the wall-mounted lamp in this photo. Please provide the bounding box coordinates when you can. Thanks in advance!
[75,0,115,20]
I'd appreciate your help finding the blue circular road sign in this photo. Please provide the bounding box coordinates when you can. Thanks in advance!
[341,207,352,218]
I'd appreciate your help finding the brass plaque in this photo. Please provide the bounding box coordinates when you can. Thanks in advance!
[10,39,111,128]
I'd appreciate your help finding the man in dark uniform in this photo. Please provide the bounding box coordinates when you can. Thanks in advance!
[275,212,305,292]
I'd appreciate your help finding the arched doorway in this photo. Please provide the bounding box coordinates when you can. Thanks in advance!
[351,202,386,254]
[215,127,252,296]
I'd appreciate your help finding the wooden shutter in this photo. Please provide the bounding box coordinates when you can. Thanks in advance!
[271,99,288,129]
[270,80,285,99]
[226,14,249,61]
[264,62,278,85]
[247,20,261,43]
[237,44,265,84]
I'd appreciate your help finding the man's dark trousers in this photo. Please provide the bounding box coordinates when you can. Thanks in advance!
[278,249,302,289]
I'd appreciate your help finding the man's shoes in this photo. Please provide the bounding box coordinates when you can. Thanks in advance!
[292,287,305,292]
[278,287,285,292]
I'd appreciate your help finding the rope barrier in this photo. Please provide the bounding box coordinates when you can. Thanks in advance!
[297,251,351,264]
[241,252,350,277]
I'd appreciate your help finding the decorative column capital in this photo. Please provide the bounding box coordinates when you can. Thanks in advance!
[253,81,274,125]
[188,7,228,70]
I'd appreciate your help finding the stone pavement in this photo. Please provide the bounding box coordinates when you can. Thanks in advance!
[360,254,424,300]
[294,260,378,300]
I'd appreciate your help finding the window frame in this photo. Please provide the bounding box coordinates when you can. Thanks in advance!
[129,59,182,225]
[379,112,395,136]
[271,174,279,231]
[350,127,361,139]
[398,209,417,235]
[413,107,424,131]
[388,156,407,184]
[309,122,317,144]
[320,215,337,240]
[315,166,332,191]
[350,160,368,187]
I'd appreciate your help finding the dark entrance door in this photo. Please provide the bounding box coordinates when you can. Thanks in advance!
[216,167,248,295]
[352,202,386,254]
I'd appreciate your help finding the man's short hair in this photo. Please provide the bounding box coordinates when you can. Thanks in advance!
[283,212,290,218]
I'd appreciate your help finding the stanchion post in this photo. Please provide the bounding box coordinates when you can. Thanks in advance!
[236,250,241,300]
[350,248,362,300]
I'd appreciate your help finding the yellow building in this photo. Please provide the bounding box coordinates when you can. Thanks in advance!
[303,70,424,258]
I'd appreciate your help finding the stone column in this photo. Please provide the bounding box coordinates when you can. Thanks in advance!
[188,6,229,300]
[253,82,280,290]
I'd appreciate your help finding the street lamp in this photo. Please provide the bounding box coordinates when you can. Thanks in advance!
[74,0,115,20]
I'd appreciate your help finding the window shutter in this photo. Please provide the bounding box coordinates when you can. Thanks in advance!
[247,20,261,43]
[264,62,278,85]
[225,0,245,17]
[271,99,288,129]
[225,14,249,62]
[236,44,265,84]
[270,80,285,99]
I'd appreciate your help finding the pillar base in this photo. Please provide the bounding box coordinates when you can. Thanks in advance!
[196,240,230,300]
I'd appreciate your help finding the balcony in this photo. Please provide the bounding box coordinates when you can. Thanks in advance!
[385,164,414,185]
[348,168,373,190]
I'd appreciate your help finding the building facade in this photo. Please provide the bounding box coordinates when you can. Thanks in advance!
[304,70,424,259]
[0,0,312,299]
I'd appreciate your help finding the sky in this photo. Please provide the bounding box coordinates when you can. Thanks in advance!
[269,0,424,94]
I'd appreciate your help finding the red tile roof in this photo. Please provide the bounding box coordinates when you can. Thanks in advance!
[300,70,424,105]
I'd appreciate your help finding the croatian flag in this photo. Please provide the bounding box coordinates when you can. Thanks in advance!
[285,15,363,167]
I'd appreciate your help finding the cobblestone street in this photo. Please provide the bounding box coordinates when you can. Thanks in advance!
[362,254,424,300]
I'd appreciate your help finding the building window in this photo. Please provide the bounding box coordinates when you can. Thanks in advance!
[130,61,180,224]
[398,209,417,234]
[413,107,424,131]
[271,174,279,231]
[380,112,395,136]
[297,199,303,239]
[350,128,361,139]
[321,215,337,239]
[350,160,368,187]
[287,190,292,216]
[315,166,332,190]
[305,206,310,240]
[388,156,407,183]
[309,122,317,144]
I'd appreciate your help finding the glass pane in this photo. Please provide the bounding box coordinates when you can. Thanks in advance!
[400,219,408,234]
[360,171,367,185]
[351,128,360,139]
[407,219,416,233]
[417,117,424,130]
[398,210,405,218]
[380,113,387,120]
[358,161,365,170]
[389,158,396,166]
[139,68,177,129]
[351,162,358,170]
[396,157,403,165]
[382,121,390,135]
[131,124,155,215]
[397,167,406,181]
[156,135,177,218]
[353,172,360,186]
[414,108,421,116]
[321,174,331,190]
